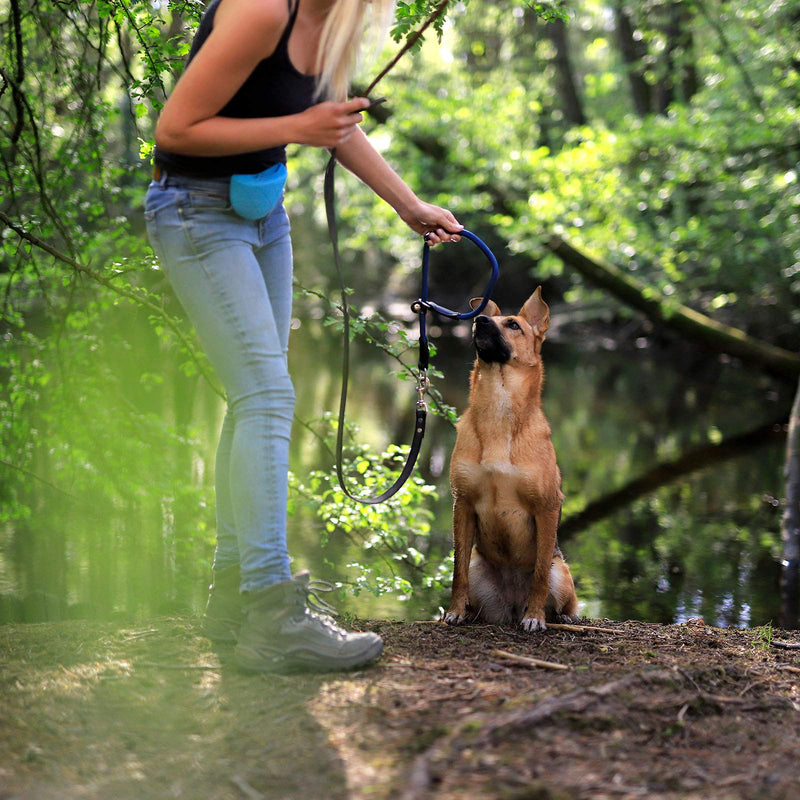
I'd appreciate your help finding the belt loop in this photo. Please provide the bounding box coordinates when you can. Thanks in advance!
[152,164,167,186]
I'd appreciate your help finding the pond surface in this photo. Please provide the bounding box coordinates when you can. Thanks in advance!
[0,298,790,627]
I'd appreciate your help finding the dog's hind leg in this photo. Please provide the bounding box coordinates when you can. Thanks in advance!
[545,554,580,623]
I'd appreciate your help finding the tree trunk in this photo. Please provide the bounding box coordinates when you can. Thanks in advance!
[546,235,800,381]
[545,18,587,127]
[612,1,652,117]
[781,377,800,629]
[657,1,699,113]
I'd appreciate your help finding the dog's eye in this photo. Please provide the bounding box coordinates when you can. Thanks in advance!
[505,319,521,331]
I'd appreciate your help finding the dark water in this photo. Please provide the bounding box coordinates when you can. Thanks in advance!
[0,300,789,627]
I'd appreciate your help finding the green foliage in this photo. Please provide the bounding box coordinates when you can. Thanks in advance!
[0,0,794,624]
[391,1,448,43]
[352,0,800,341]
[290,414,449,600]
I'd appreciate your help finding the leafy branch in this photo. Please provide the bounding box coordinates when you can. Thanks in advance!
[296,283,458,424]
[0,210,224,399]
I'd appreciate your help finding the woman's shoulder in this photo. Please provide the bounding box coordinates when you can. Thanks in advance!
[214,0,291,36]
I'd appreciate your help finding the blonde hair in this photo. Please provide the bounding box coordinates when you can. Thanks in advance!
[315,0,396,101]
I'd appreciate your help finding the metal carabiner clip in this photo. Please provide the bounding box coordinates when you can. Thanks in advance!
[416,369,430,410]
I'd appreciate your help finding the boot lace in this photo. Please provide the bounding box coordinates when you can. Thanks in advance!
[303,578,339,618]
[291,573,349,636]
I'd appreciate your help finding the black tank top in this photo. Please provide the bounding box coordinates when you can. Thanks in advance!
[154,0,318,177]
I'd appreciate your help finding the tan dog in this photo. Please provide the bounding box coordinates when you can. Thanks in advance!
[444,288,578,631]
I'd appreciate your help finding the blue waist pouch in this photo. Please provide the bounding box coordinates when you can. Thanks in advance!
[229,162,287,219]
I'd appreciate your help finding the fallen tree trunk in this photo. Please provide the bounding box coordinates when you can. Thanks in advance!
[781,376,800,628]
[546,235,800,380]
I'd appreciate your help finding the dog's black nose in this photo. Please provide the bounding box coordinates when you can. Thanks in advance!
[472,314,511,364]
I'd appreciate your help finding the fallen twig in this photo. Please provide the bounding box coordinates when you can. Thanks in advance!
[771,640,800,650]
[231,774,266,800]
[587,783,649,796]
[547,622,624,635]
[491,649,569,671]
[134,661,221,671]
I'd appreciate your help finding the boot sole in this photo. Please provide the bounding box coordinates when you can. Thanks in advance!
[201,618,240,644]
[234,637,384,674]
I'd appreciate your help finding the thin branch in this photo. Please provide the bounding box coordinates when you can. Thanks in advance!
[547,622,625,635]
[491,649,570,670]
[694,0,767,117]
[0,67,77,256]
[364,0,452,97]
[0,210,225,399]
[118,0,168,103]
[0,458,79,500]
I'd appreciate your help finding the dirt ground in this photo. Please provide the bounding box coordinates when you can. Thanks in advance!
[1,615,799,800]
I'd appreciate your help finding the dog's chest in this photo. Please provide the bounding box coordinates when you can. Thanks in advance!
[456,425,531,504]
[477,384,515,469]
[452,382,555,511]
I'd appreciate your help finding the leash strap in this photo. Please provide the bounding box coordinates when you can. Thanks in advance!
[324,151,500,505]
[325,151,427,505]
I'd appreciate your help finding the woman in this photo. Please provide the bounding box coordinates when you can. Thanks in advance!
[144,0,462,673]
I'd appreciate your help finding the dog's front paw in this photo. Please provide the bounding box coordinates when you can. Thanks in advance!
[554,613,580,625]
[443,610,467,626]
[520,614,547,632]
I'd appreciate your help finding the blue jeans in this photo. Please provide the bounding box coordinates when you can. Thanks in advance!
[144,170,294,592]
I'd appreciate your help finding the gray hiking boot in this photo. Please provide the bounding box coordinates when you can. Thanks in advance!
[234,572,383,673]
[202,564,243,644]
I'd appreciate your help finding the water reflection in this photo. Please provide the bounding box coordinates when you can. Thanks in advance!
[0,302,788,627]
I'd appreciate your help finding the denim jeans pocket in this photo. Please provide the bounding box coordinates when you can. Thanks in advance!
[186,189,233,215]
[144,181,186,221]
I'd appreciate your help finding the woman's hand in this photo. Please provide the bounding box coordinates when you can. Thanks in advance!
[399,200,463,245]
[292,98,370,148]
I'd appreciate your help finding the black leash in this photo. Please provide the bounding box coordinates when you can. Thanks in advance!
[324,151,499,505]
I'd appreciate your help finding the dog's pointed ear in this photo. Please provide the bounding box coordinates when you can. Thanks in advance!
[469,297,502,316]
[519,287,550,334]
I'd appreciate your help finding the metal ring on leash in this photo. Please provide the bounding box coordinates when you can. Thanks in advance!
[413,229,500,376]
[414,229,500,320]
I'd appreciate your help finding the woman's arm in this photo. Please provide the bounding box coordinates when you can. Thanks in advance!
[333,126,462,245]
[155,0,366,155]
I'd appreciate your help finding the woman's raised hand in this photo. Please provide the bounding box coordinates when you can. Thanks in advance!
[293,97,371,148]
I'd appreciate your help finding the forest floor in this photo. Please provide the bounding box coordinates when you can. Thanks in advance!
[1,616,799,800]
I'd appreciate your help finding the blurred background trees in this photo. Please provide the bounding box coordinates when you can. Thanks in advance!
[1,0,798,625]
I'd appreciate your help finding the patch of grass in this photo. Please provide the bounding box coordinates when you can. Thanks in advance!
[753,622,774,650]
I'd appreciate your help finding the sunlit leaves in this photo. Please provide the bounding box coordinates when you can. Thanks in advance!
[289,415,446,600]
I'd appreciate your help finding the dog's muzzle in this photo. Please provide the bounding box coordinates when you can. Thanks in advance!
[473,315,512,364]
